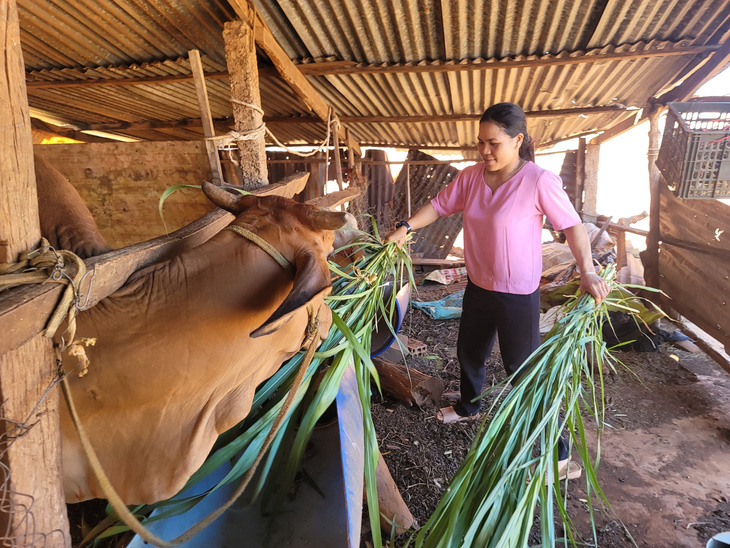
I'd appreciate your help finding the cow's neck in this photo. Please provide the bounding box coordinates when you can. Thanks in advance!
[98,226,295,335]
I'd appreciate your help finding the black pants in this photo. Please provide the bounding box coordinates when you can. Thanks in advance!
[456,280,569,460]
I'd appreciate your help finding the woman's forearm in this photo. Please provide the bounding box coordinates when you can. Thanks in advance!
[563,223,610,304]
[563,224,594,274]
[385,202,440,244]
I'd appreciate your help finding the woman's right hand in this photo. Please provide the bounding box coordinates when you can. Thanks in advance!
[384,225,409,247]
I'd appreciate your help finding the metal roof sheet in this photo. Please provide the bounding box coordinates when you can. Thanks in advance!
[17,0,730,149]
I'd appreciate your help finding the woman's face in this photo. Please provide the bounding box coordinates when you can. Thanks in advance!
[477,121,523,172]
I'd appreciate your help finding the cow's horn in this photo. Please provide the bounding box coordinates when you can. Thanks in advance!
[202,181,246,213]
[308,209,348,231]
[251,250,331,338]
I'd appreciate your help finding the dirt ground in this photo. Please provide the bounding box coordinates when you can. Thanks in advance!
[369,279,730,547]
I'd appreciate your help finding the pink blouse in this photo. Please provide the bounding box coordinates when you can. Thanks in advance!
[431,161,580,295]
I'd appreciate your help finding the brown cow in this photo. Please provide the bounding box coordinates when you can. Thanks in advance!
[60,182,346,504]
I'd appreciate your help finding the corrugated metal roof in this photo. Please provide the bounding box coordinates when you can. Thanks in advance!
[17,0,730,149]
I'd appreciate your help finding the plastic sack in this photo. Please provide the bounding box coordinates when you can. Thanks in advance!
[412,289,465,320]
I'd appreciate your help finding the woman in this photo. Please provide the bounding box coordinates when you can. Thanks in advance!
[387,102,609,477]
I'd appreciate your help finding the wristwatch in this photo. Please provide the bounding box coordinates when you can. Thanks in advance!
[395,220,412,233]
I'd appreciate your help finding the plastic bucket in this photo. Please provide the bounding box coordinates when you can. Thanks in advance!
[370,282,411,358]
[708,532,730,548]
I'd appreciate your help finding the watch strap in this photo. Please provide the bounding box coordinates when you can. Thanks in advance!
[396,220,411,233]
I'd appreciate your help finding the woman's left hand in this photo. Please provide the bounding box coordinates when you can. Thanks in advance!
[579,271,610,305]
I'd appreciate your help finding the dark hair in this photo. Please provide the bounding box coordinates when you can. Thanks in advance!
[479,102,535,162]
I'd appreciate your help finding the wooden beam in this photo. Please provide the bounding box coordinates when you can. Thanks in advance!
[73,116,233,134]
[30,119,118,143]
[0,174,308,356]
[189,49,223,185]
[289,44,722,76]
[590,112,640,145]
[307,188,361,209]
[0,1,70,544]
[24,43,719,90]
[26,71,229,89]
[74,105,629,136]
[658,39,730,104]
[267,105,633,125]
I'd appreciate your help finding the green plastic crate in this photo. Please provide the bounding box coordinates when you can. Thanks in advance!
[656,102,730,199]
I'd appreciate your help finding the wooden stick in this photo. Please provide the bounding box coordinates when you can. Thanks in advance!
[189,49,223,185]
[375,453,415,535]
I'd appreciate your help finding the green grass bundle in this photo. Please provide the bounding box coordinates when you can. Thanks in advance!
[415,266,662,547]
[86,224,411,548]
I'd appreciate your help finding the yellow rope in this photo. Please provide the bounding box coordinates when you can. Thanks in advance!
[224,225,295,276]
[0,239,93,374]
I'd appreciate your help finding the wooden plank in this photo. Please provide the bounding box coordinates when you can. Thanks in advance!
[659,183,730,253]
[608,222,649,237]
[0,1,70,543]
[0,174,308,355]
[679,319,730,374]
[241,171,308,198]
[658,245,730,354]
[189,49,223,185]
[412,258,465,267]
[307,188,361,209]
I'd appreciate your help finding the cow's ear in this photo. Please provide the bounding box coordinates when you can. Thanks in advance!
[308,209,348,231]
[202,182,257,214]
[251,250,331,338]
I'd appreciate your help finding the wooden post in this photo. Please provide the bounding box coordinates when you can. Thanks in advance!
[0,1,70,545]
[189,49,224,185]
[332,116,344,191]
[346,128,356,171]
[583,142,600,216]
[575,137,587,212]
[406,163,412,218]
[645,103,662,289]
[223,19,268,189]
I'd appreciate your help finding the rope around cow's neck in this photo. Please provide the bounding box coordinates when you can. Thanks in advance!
[64,304,321,547]
[66,225,325,546]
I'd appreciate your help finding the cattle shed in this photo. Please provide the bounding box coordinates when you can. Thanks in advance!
[1,0,730,545]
